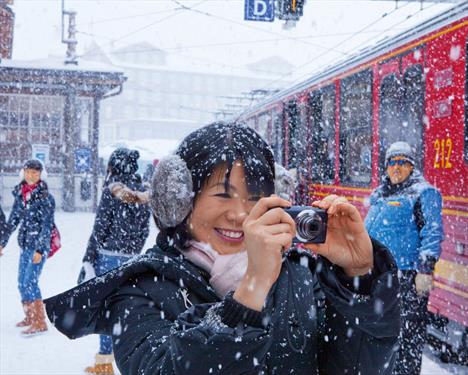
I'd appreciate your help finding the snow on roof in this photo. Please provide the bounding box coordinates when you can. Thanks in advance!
[0,56,124,74]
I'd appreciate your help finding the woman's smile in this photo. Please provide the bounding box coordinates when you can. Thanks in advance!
[214,228,244,243]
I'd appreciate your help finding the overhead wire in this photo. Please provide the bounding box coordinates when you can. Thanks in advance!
[75,8,177,27]
[237,1,424,115]
[79,0,208,59]
[77,2,413,83]
[170,0,349,56]
[79,28,409,57]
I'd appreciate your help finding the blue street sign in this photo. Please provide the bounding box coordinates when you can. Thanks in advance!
[245,0,274,22]
[75,147,92,173]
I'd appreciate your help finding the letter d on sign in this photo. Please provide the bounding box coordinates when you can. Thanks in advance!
[254,0,267,16]
[245,0,274,22]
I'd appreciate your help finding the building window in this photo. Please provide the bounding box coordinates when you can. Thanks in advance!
[0,94,63,173]
[339,69,373,186]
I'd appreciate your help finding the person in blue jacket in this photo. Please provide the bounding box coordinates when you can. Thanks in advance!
[0,159,55,336]
[365,141,444,375]
[79,148,151,375]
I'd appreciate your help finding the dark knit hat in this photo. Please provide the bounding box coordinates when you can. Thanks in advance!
[23,159,44,172]
[385,141,415,166]
[107,148,140,176]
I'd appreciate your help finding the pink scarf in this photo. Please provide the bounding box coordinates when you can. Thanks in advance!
[184,240,248,297]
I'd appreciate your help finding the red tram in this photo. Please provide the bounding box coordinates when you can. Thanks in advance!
[240,3,468,361]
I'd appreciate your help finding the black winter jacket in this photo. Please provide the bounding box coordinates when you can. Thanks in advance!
[82,174,151,265]
[45,235,400,375]
[0,181,55,254]
[0,204,8,240]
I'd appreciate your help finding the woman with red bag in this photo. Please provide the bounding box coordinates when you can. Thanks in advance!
[0,159,56,336]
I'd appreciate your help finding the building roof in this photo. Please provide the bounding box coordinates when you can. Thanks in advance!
[0,56,126,96]
[0,56,123,74]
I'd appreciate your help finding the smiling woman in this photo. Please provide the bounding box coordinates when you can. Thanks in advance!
[45,122,401,375]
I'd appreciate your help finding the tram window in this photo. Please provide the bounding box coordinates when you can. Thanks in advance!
[310,86,336,184]
[286,101,300,168]
[339,70,373,186]
[296,103,309,174]
[379,74,403,174]
[256,112,270,142]
[401,64,425,170]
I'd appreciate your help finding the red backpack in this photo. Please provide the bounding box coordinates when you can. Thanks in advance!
[48,224,62,258]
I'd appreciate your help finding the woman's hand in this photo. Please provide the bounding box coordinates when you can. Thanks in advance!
[304,195,373,277]
[234,195,295,311]
[32,251,42,264]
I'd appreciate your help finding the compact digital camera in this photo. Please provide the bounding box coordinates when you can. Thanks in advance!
[283,206,327,244]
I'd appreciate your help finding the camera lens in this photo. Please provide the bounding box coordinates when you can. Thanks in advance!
[295,209,323,242]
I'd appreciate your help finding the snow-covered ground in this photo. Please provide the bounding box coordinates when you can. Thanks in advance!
[0,212,463,374]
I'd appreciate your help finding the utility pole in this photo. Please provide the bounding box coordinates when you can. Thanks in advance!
[62,0,77,65]
[61,0,78,211]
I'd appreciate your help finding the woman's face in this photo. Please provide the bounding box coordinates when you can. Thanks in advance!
[187,161,260,255]
[386,156,413,185]
[24,168,41,185]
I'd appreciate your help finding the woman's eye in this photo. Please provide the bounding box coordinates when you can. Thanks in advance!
[214,193,231,198]
[248,196,262,202]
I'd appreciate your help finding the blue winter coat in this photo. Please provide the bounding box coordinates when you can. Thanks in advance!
[364,171,443,273]
[0,181,55,255]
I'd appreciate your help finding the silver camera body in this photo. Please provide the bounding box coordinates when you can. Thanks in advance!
[283,206,327,244]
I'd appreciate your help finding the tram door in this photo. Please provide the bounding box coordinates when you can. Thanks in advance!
[378,50,425,175]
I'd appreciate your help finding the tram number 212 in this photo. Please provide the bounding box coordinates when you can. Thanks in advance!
[434,138,453,169]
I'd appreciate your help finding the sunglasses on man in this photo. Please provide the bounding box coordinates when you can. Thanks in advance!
[387,159,410,167]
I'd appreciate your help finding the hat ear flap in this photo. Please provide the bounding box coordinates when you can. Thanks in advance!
[275,163,296,201]
[150,154,194,229]
[19,168,24,182]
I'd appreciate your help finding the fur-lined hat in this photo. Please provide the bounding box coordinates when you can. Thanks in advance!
[385,141,415,166]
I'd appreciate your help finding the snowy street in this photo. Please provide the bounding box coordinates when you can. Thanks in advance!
[0,212,460,375]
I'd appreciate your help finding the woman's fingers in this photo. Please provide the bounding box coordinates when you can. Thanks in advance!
[270,232,293,251]
[311,194,340,210]
[256,207,296,228]
[330,201,362,222]
[248,195,291,221]
[326,197,348,215]
[264,223,294,235]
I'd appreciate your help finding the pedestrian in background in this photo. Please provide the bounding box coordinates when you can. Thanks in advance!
[365,141,444,375]
[78,148,151,375]
[0,159,55,336]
